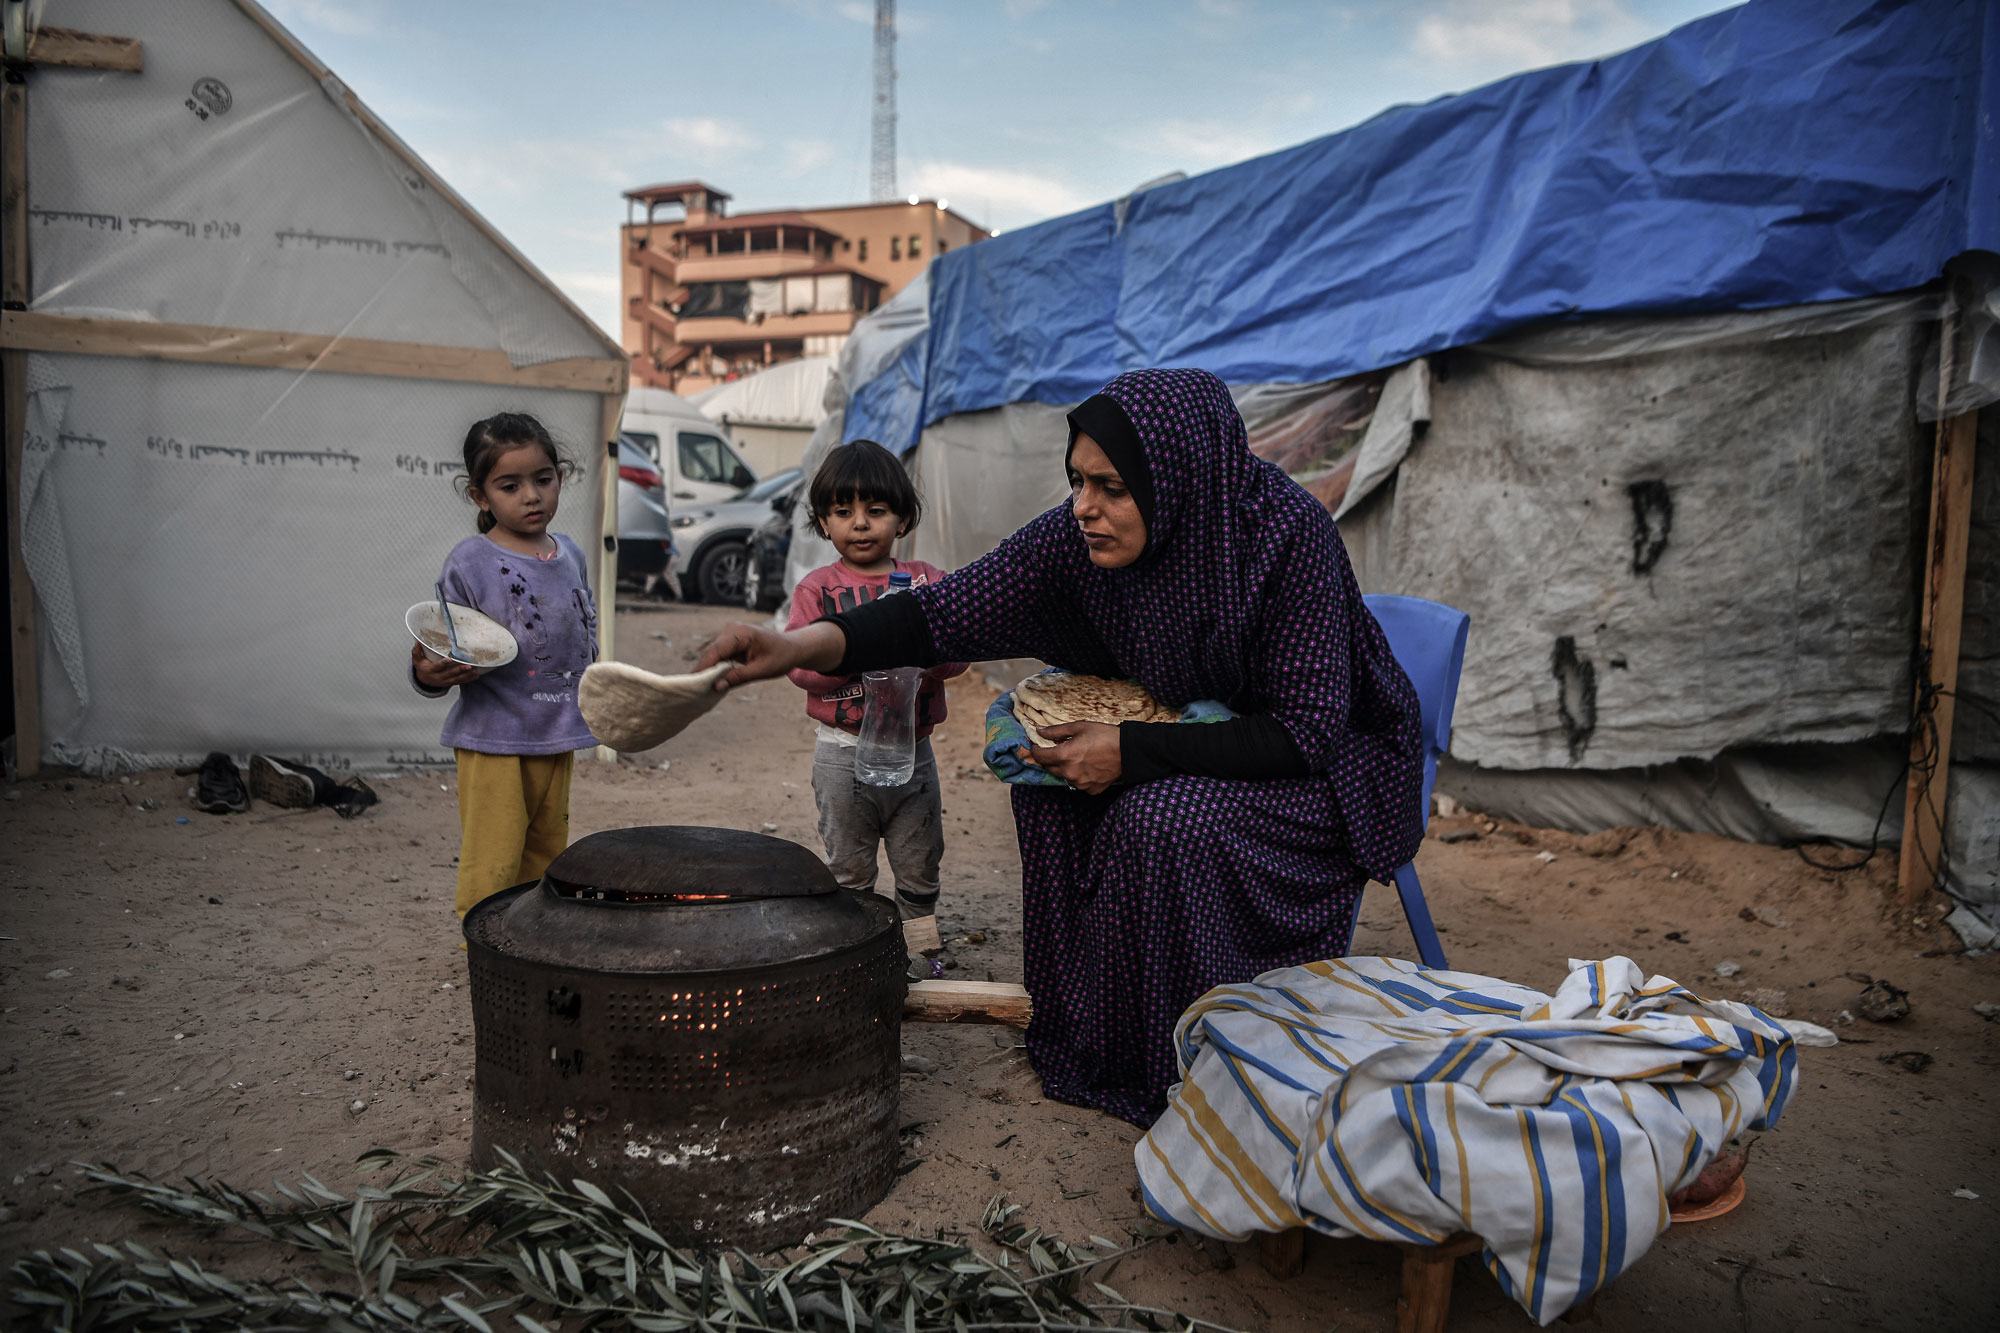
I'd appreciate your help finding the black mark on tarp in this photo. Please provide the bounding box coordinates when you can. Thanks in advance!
[1552,635,1597,762]
[1628,479,1673,574]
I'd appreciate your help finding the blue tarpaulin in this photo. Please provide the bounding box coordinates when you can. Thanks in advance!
[849,0,1998,450]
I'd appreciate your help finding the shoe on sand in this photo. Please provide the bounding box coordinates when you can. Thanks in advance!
[193,752,248,814]
[248,754,319,809]
[328,774,379,819]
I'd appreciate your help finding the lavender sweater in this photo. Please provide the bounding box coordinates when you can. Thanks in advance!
[415,533,600,755]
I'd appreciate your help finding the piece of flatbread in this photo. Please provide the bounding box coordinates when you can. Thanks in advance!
[1011,672,1179,747]
[579,661,733,752]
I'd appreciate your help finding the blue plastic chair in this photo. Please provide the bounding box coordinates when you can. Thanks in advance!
[1362,594,1470,970]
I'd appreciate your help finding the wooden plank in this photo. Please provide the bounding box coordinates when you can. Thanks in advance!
[1394,1237,1480,1333]
[4,351,34,779]
[904,980,1032,1028]
[26,26,143,72]
[2,78,24,306]
[0,311,625,394]
[3,73,38,777]
[229,1,626,367]
[1898,408,1979,908]
[591,392,624,764]
[1254,1228,1306,1280]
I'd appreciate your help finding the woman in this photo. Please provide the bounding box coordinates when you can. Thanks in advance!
[699,368,1424,1125]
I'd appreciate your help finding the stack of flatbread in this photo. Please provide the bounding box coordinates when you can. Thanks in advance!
[1011,672,1180,747]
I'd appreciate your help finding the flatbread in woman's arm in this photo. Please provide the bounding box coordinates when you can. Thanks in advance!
[579,661,733,752]
[1012,673,1181,745]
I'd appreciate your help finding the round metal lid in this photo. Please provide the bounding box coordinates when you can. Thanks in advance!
[545,825,838,900]
[463,825,891,974]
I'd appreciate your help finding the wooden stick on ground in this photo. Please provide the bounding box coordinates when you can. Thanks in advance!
[904,980,1031,1028]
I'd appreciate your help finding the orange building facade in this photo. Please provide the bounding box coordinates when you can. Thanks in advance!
[621,181,990,394]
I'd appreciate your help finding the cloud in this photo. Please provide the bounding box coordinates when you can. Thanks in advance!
[1411,0,1651,72]
[785,140,839,175]
[263,0,383,38]
[906,161,1090,222]
[664,117,759,155]
[1147,119,1287,169]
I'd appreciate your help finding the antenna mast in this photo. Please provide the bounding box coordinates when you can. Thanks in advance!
[870,0,897,200]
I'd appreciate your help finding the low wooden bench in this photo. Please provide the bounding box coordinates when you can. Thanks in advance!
[1255,1228,1597,1331]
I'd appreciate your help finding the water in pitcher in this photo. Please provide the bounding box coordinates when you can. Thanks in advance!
[854,571,922,787]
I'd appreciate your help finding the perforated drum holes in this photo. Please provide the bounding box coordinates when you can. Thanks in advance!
[462,827,904,1250]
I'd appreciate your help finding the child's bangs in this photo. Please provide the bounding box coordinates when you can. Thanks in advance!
[809,441,921,529]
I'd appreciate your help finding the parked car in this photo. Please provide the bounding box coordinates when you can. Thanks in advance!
[621,387,758,506]
[672,467,804,605]
[615,434,677,597]
[744,475,804,612]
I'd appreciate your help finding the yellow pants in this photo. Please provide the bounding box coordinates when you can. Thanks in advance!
[454,749,574,918]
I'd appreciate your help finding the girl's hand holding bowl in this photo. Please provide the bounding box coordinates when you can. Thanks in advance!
[411,639,481,691]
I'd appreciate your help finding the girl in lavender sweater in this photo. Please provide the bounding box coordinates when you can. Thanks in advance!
[410,413,598,918]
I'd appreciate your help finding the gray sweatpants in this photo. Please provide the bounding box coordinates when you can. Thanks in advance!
[812,737,942,920]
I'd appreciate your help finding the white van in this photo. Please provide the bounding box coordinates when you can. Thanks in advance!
[621,386,758,506]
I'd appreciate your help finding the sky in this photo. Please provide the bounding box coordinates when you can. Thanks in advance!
[262,0,1739,339]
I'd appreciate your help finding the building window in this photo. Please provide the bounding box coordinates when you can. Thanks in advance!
[890,236,901,261]
[841,238,851,251]
[858,238,868,261]
[909,234,922,258]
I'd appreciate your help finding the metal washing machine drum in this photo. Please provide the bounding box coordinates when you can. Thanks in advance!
[464,825,906,1250]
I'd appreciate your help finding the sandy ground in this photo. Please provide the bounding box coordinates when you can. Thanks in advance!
[3,601,1997,1330]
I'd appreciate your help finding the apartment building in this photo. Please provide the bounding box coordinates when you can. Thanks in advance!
[621,180,989,393]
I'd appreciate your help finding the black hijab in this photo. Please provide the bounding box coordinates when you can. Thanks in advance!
[1066,393,1156,535]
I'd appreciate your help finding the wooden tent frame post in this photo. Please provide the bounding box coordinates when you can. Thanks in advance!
[595,393,625,763]
[1898,402,1980,909]
[4,16,152,778]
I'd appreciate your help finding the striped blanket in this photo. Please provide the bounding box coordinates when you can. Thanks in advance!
[1135,956,1798,1325]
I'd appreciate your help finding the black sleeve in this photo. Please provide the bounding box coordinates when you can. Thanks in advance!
[822,592,940,674]
[1119,714,1313,784]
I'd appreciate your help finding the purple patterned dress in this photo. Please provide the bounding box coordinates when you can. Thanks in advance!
[915,369,1424,1125]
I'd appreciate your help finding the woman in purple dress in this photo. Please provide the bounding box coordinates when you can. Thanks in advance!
[700,368,1424,1125]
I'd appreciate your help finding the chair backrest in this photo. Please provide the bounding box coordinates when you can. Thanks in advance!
[1362,593,1470,830]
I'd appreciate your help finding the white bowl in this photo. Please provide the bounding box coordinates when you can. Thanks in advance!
[405,600,519,672]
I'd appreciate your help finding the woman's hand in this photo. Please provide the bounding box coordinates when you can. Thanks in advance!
[1025,721,1124,795]
[696,621,846,690]
[411,640,480,691]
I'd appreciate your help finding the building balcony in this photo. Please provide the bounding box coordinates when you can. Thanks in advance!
[675,310,861,342]
[670,252,830,283]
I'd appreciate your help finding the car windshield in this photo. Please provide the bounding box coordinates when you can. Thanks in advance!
[738,469,801,502]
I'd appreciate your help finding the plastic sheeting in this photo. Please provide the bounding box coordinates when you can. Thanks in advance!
[14,0,620,771]
[24,354,604,772]
[28,0,608,367]
[1342,316,1931,771]
[852,0,1998,448]
[689,357,834,429]
[839,271,930,453]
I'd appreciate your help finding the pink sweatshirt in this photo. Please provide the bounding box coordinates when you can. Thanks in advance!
[787,559,967,738]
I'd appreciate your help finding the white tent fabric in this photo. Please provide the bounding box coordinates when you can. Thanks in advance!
[14,0,622,772]
[689,357,834,429]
